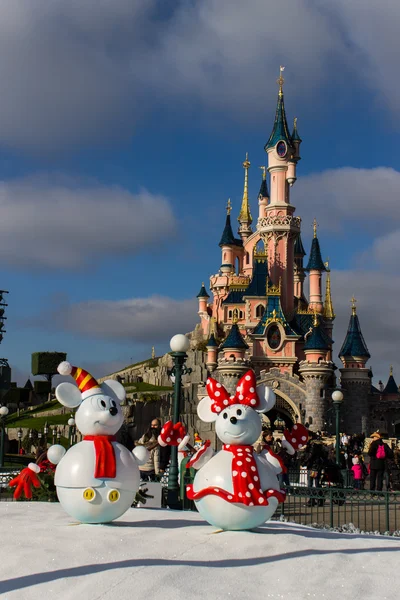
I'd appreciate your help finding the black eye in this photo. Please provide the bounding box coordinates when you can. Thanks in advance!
[223,412,228,419]
[237,409,242,416]
[112,400,116,408]
[101,400,106,408]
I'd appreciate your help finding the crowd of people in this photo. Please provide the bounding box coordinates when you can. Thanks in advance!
[134,417,400,493]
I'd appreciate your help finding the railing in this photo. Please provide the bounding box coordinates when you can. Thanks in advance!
[273,487,400,534]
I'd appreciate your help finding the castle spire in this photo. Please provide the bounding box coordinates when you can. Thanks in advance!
[264,66,293,152]
[238,153,252,239]
[339,299,370,361]
[323,260,335,319]
[305,220,326,271]
[219,199,242,247]
[383,366,398,395]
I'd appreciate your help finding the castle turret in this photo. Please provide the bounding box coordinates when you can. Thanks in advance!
[383,366,399,397]
[294,233,306,300]
[219,199,243,274]
[291,117,302,163]
[205,332,218,372]
[299,312,334,432]
[305,219,326,313]
[258,166,269,220]
[238,153,253,241]
[339,297,371,434]
[197,282,210,314]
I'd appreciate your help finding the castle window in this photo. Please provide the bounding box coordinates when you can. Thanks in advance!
[256,304,265,318]
[246,252,250,264]
[228,310,232,318]
[239,310,243,319]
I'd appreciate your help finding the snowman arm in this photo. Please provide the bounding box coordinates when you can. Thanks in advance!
[186,440,214,470]
[47,444,67,465]
[132,446,149,466]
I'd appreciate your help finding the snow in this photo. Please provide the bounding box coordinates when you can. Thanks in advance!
[1,503,400,600]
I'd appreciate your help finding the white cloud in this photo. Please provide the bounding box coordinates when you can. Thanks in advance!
[294,167,400,234]
[0,175,176,268]
[0,0,399,152]
[28,295,198,343]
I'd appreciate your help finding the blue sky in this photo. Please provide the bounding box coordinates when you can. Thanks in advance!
[0,0,399,387]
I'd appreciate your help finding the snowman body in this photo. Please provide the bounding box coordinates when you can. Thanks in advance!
[193,449,280,530]
[54,440,140,524]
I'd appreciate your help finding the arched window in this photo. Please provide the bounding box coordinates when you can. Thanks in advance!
[229,354,236,362]
[239,310,243,319]
[256,304,265,318]
[228,310,232,318]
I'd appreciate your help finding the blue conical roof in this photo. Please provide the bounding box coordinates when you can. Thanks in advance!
[219,214,243,248]
[305,237,326,271]
[244,258,268,297]
[265,89,294,151]
[339,314,370,359]
[220,323,248,350]
[206,333,218,348]
[291,120,302,142]
[259,177,269,199]
[294,234,306,257]
[196,283,209,298]
[383,373,398,394]
[304,323,330,351]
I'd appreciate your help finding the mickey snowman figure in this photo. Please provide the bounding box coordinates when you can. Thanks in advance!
[181,370,308,531]
[9,362,148,524]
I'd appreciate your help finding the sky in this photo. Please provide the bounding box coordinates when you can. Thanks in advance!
[0,0,399,388]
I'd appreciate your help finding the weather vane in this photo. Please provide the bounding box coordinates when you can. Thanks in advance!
[226,198,232,215]
[259,166,266,180]
[277,66,285,93]
[313,218,318,238]
[351,296,357,315]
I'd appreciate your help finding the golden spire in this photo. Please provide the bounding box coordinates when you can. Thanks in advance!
[390,365,393,377]
[259,166,266,180]
[313,309,319,328]
[210,316,216,335]
[226,198,232,215]
[277,65,285,97]
[313,218,318,238]
[323,260,335,319]
[351,296,357,316]
[238,153,252,225]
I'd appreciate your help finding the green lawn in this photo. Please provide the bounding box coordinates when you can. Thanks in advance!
[6,413,72,430]
[123,381,173,392]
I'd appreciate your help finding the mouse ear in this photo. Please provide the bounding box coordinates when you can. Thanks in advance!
[197,396,218,423]
[56,382,83,408]
[255,384,276,413]
[101,379,125,404]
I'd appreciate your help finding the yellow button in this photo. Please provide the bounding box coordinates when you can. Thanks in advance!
[83,488,96,502]
[107,489,120,503]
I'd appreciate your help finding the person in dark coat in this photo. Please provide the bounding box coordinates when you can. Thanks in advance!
[368,432,393,491]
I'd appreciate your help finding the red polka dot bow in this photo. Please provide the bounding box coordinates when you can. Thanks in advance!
[207,370,260,414]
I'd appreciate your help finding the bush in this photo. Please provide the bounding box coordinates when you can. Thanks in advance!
[31,352,67,377]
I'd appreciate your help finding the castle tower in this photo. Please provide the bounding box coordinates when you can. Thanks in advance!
[205,332,218,373]
[293,233,306,302]
[197,282,210,336]
[299,313,334,432]
[258,166,269,220]
[238,153,253,241]
[260,67,301,315]
[216,312,250,394]
[339,297,371,435]
[305,219,326,313]
[219,199,244,275]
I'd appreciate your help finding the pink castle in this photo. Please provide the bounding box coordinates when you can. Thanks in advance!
[195,68,374,435]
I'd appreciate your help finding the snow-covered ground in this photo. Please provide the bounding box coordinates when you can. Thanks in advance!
[1,503,399,600]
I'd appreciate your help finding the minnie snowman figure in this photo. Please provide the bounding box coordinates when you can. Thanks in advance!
[9,362,148,524]
[163,370,308,531]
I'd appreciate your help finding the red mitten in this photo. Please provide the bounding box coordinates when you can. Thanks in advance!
[9,464,41,500]
[283,423,309,453]
[158,420,188,447]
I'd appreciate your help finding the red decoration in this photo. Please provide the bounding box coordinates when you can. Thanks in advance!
[283,423,309,451]
[158,420,187,447]
[187,444,286,506]
[84,435,117,478]
[9,468,41,500]
[207,370,260,414]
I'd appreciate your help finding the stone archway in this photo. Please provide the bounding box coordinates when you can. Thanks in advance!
[261,390,302,431]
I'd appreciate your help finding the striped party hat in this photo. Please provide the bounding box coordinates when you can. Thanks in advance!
[58,361,101,399]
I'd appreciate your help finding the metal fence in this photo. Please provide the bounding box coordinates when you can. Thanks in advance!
[273,486,400,534]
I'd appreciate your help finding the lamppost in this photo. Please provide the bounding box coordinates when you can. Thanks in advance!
[68,417,75,447]
[52,426,57,446]
[43,422,49,448]
[56,428,61,444]
[17,428,23,453]
[167,334,191,509]
[0,405,9,468]
[332,390,344,465]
